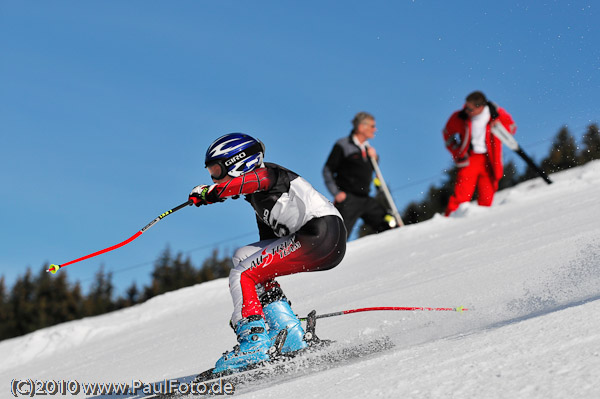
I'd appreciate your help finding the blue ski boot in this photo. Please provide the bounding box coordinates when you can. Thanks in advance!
[263,298,308,353]
[213,315,272,373]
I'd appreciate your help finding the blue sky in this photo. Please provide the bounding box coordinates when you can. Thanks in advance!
[1,1,598,294]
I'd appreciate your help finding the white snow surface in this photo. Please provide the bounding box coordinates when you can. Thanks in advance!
[2,161,600,398]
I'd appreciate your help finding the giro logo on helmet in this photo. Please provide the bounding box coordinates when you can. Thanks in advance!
[224,151,247,166]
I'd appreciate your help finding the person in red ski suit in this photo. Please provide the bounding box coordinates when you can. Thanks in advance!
[188,133,346,375]
[442,91,517,216]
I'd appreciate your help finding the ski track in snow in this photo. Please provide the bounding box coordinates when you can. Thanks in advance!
[1,161,600,398]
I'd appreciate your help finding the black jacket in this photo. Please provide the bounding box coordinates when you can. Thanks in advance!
[323,135,374,198]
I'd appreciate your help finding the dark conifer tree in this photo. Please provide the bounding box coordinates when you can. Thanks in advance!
[6,268,37,338]
[198,249,231,282]
[143,246,173,300]
[541,126,579,174]
[401,201,421,225]
[0,277,10,340]
[579,123,600,164]
[498,160,520,191]
[83,265,115,316]
[125,282,140,306]
[35,265,82,328]
[171,253,201,290]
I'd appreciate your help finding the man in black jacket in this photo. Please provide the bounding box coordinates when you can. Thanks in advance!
[323,111,395,239]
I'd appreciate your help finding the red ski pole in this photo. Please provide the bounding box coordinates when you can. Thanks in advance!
[47,200,193,274]
[300,306,468,321]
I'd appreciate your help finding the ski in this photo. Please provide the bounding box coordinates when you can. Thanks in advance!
[139,336,392,398]
[490,122,553,185]
[369,155,405,227]
[139,309,394,398]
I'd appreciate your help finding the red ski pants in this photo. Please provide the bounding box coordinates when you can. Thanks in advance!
[445,153,498,216]
[228,215,346,326]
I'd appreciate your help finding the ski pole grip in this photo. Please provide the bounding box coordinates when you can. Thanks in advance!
[188,196,202,206]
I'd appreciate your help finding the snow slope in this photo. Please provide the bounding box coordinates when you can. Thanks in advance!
[2,161,600,398]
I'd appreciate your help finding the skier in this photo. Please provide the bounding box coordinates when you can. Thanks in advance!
[323,111,397,239]
[188,133,347,374]
[442,91,517,216]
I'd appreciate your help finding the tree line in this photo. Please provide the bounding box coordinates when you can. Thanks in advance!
[0,247,231,341]
[1,123,599,341]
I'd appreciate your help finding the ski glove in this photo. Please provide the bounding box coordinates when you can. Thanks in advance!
[445,133,462,151]
[189,184,223,206]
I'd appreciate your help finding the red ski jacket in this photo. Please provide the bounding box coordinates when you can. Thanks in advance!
[443,102,516,181]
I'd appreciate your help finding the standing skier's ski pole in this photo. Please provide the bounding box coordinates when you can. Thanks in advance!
[490,122,553,185]
[368,155,405,227]
[299,306,468,321]
[47,200,193,274]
